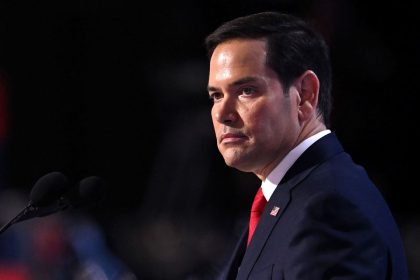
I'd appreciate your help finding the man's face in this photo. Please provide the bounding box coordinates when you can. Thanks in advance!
[207,39,301,178]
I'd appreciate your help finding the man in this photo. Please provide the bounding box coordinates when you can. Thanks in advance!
[205,11,408,279]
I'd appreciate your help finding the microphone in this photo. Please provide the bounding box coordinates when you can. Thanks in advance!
[0,171,69,234]
[0,173,105,235]
[67,176,105,208]
[30,171,70,206]
[35,175,106,218]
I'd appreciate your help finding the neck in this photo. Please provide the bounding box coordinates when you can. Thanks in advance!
[255,119,326,181]
[294,119,326,148]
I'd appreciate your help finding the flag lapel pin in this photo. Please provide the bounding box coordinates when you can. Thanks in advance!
[270,206,280,216]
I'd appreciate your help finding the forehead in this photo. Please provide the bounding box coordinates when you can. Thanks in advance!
[209,39,269,82]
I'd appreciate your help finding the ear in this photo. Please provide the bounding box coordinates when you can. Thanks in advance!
[296,70,320,123]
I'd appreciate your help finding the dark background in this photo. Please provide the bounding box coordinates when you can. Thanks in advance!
[0,0,419,279]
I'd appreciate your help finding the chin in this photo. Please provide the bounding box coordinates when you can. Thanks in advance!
[223,157,250,173]
[223,156,240,168]
[220,148,253,169]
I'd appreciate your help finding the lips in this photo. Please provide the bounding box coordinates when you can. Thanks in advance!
[220,132,247,144]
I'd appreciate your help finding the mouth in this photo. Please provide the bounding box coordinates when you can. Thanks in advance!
[220,133,248,144]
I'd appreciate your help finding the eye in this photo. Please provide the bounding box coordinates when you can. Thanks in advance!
[240,87,256,96]
[209,92,223,102]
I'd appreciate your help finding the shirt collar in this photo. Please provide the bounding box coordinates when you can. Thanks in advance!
[261,130,331,201]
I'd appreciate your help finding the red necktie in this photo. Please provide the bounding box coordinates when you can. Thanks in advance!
[247,187,267,246]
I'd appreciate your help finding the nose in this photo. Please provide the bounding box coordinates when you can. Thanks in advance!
[213,96,238,124]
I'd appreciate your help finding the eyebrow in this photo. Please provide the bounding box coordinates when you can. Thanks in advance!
[207,76,260,93]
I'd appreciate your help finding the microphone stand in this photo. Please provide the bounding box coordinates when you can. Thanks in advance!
[0,204,36,235]
[0,199,70,235]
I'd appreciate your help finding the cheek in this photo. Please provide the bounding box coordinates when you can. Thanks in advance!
[247,106,275,131]
[249,107,285,141]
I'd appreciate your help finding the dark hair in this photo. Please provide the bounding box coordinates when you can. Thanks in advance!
[205,11,332,126]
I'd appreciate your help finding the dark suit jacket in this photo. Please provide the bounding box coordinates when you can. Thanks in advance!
[218,133,408,279]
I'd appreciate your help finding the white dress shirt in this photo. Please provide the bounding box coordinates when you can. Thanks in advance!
[261,130,331,201]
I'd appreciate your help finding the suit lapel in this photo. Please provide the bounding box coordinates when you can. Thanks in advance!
[236,167,316,279]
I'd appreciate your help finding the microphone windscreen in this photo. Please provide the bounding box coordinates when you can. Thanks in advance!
[70,176,105,208]
[29,172,69,207]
